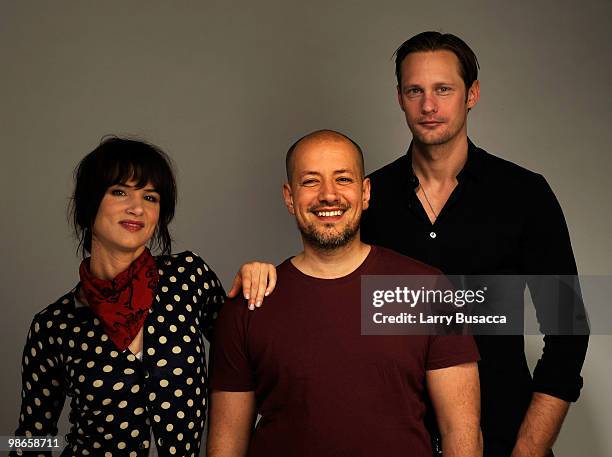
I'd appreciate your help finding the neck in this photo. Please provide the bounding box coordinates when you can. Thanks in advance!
[411,134,468,184]
[89,242,146,280]
[292,235,371,279]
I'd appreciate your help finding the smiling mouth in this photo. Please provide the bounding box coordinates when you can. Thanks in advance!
[119,221,145,232]
[315,210,344,217]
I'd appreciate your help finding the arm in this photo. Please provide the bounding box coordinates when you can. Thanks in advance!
[511,393,568,457]
[207,390,256,457]
[10,312,66,456]
[227,262,277,310]
[195,255,227,342]
[516,175,589,456]
[427,362,482,457]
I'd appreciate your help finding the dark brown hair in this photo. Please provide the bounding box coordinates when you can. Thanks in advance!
[394,31,480,92]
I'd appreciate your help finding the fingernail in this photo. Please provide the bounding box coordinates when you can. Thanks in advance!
[255,301,261,308]
[244,293,250,300]
[248,304,255,311]
[264,291,269,296]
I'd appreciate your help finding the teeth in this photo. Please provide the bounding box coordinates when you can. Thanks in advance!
[316,210,343,217]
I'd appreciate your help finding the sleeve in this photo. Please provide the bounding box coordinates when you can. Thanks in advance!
[520,174,589,402]
[191,253,226,342]
[208,296,255,392]
[10,312,66,457]
[425,334,480,371]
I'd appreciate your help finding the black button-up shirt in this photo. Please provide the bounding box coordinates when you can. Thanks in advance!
[361,139,589,455]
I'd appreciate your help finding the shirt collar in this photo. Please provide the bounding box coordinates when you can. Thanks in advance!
[404,137,484,186]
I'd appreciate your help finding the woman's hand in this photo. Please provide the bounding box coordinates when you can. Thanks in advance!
[227,262,277,310]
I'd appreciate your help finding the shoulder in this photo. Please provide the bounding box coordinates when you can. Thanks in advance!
[28,291,76,338]
[367,154,408,186]
[370,246,442,276]
[476,145,546,187]
[156,250,219,279]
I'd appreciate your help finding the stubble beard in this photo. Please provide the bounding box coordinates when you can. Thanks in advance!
[297,217,360,251]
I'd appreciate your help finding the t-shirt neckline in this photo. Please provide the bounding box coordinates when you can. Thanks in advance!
[283,245,378,285]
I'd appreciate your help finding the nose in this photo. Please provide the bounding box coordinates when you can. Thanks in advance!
[126,194,144,216]
[421,91,437,114]
[318,178,340,204]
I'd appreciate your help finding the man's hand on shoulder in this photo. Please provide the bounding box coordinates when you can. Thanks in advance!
[227,261,277,310]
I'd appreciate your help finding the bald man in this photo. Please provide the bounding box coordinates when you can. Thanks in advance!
[207,130,482,457]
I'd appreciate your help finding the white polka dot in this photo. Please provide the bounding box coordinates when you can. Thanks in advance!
[154,414,161,422]
[131,429,139,438]
[173,367,183,376]
[102,398,111,406]
[131,385,140,393]
[103,365,113,373]
[159,336,167,344]
[95,346,103,354]
[174,389,183,397]
[169,276,177,283]
[177,410,185,418]
[186,256,193,262]
[87,361,95,368]
[157,359,167,367]
[161,402,171,409]
[113,382,124,391]
[173,295,181,302]
[105,414,114,422]
[182,284,189,291]
[117,442,126,449]
[93,380,103,388]
[159,379,169,387]
[118,400,127,408]
[149,392,156,401]
[124,368,134,375]
[157,315,164,323]
[120,421,129,430]
[147,348,155,356]
[190,275,196,282]
[170,325,177,332]
[134,407,144,415]
[161,286,169,293]
[110,350,118,358]
[172,346,181,354]
[147,326,155,334]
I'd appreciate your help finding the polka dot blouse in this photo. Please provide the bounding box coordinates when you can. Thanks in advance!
[12,251,225,456]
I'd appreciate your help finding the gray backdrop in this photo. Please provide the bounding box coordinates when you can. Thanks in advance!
[1,1,610,455]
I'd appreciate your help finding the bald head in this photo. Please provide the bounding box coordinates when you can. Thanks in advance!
[285,130,365,183]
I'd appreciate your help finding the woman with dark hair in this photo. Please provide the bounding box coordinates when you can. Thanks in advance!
[11,137,274,456]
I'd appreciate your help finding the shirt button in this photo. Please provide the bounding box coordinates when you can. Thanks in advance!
[429,231,437,239]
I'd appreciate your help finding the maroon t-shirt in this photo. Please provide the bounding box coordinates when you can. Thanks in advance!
[210,246,479,457]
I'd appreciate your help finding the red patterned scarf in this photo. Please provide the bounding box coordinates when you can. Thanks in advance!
[78,248,159,351]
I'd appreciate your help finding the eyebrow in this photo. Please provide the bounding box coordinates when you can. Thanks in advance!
[300,169,356,176]
[114,183,159,193]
